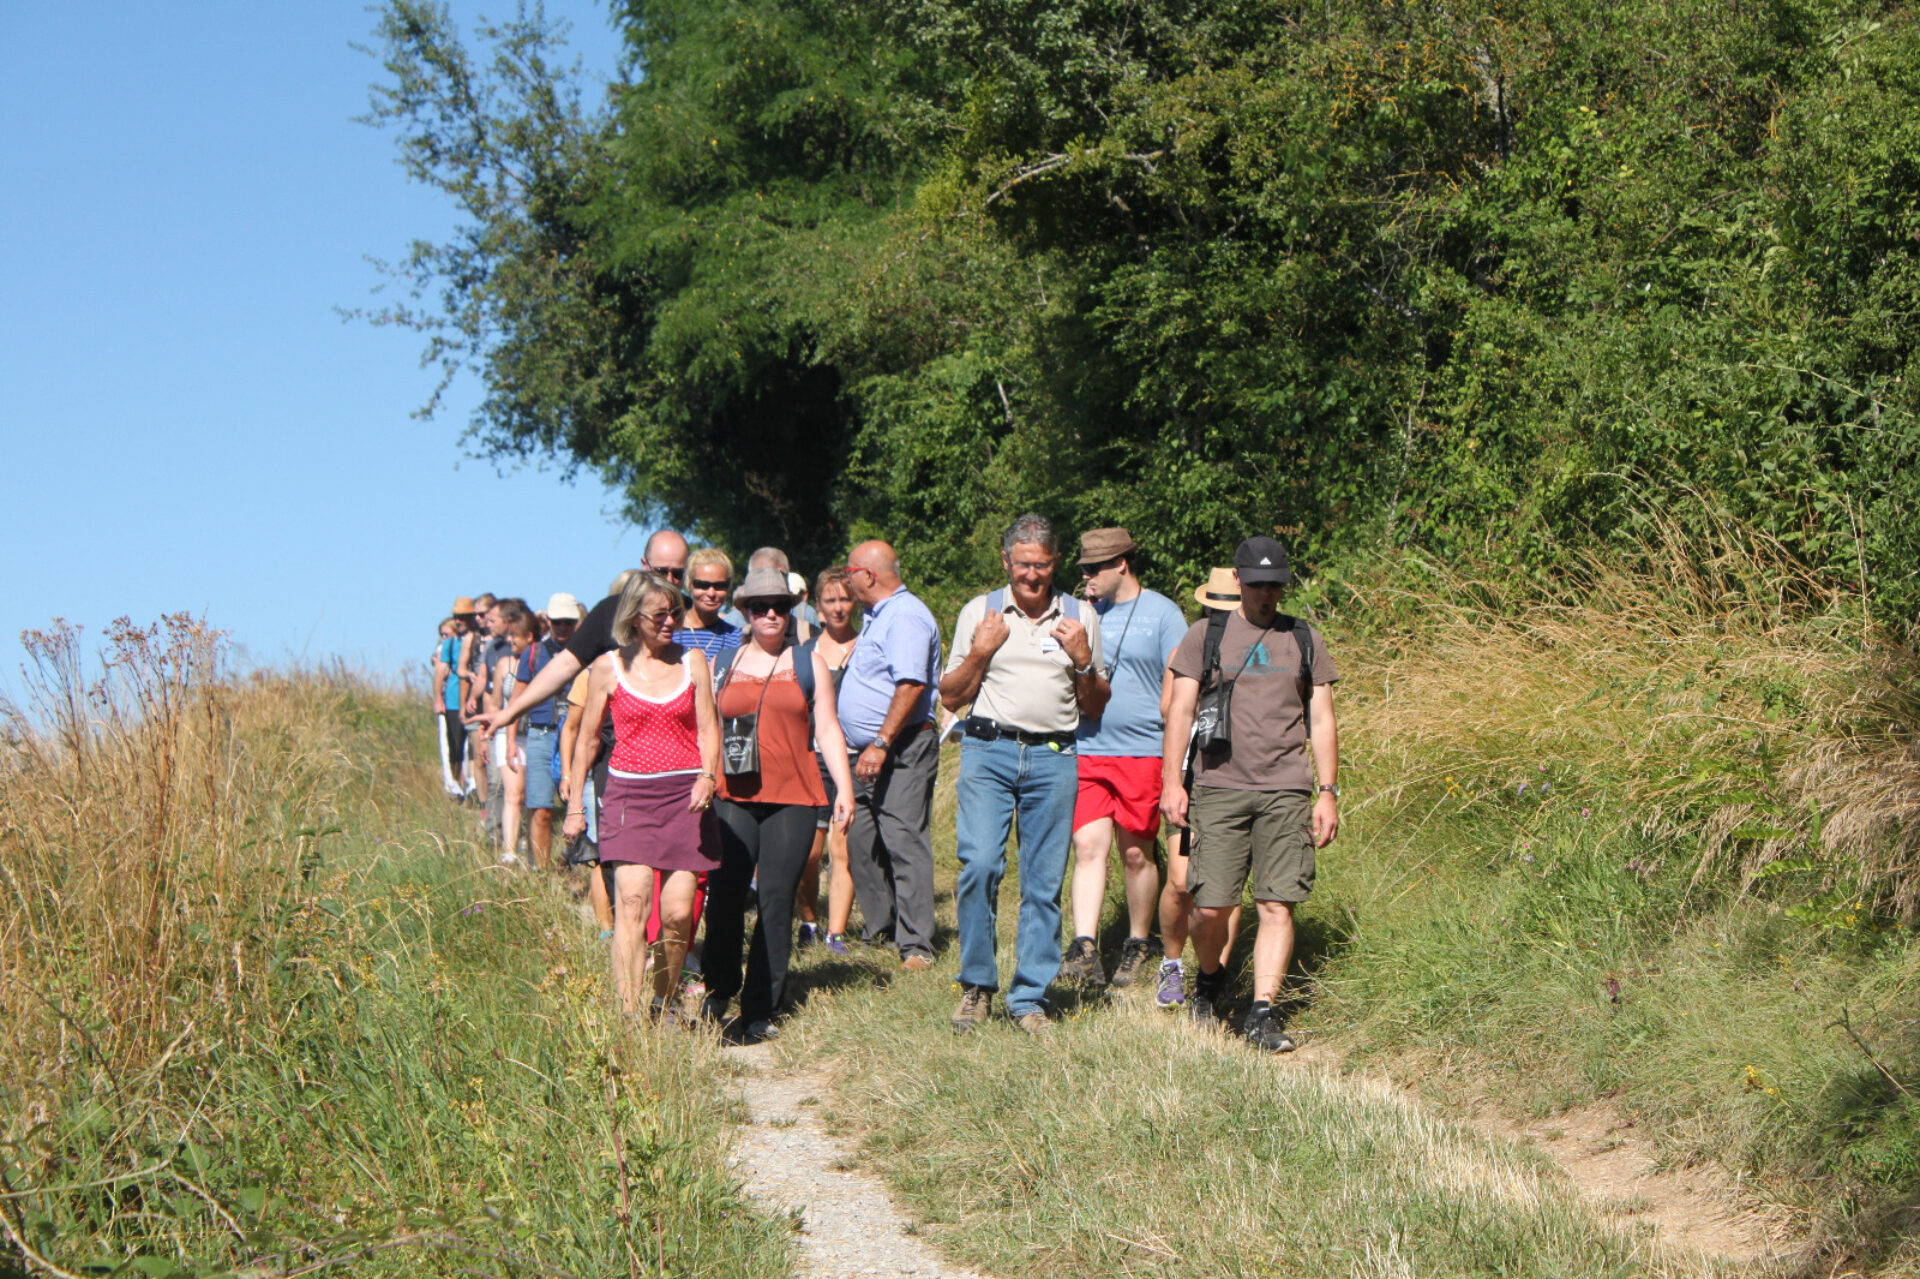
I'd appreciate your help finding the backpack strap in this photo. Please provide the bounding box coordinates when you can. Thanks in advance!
[985,588,1003,617]
[1282,614,1314,741]
[710,645,737,685]
[1199,607,1232,693]
[1060,594,1079,621]
[792,638,816,708]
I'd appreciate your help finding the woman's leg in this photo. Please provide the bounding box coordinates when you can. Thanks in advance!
[704,801,760,1018]
[652,870,701,1006]
[795,823,825,927]
[743,804,819,1023]
[610,864,657,1013]
[826,819,854,937]
[502,760,526,859]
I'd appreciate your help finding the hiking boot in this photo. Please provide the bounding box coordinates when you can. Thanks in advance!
[1187,994,1221,1030]
[1154,959,1186,1008]
[796,922,820,951]
[1057,936,1106,986]
[824,933,850,956]
[1110,937,1153,987]
[1012,1010,1052,1036]
[1242,1005,1297,1054]
[901,952,935,972]
[951,984,991,1034]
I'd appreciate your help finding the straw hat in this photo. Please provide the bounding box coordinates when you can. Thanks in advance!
[452,596,477,614]
[735,566,798,605]
[1192,568,1241,611]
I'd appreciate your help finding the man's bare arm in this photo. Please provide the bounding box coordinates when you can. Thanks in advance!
[473,649,584,736]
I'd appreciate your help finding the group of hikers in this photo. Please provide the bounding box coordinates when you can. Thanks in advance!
[430,516,1339,1053]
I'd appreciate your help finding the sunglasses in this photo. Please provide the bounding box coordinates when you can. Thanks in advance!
[1080,557,1121,576]
[744,601,792,617]
[690,578,730,592]
[652,566,686,581]
[637,609,678,626]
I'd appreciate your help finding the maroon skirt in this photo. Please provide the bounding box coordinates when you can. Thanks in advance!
[599,771,721,873]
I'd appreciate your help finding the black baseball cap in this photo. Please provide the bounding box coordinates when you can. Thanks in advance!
[1233,536,1291,585]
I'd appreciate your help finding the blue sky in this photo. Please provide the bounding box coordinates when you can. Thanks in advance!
[2,3,639,695]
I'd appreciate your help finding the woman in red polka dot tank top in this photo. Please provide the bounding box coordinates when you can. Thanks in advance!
[562,572,722,1018]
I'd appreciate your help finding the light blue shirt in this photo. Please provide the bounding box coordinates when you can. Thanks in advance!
[1075,588,1188,757]
[837,585,942,748]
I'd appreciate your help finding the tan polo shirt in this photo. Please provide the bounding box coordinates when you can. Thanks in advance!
[946,590,1104,735]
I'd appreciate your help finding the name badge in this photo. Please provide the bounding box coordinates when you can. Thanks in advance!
[1037,636,1061,654]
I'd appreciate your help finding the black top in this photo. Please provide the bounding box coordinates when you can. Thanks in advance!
[565,595,622,667]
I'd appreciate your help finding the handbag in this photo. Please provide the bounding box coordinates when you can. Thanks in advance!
[1193,613,1277,755]
[719,651,776,777]
[563,832,599,867]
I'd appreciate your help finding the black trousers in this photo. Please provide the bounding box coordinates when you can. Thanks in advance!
[443,711,467,771]
[707,800,818,1022]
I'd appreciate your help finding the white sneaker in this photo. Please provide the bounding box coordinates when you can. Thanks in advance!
[499,851,520,866]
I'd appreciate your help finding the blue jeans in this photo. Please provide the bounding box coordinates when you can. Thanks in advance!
[954,736,1078,1017]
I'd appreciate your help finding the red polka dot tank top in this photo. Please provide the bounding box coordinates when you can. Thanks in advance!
[608,654,702,776]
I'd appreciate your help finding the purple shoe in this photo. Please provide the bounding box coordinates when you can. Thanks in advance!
[825,933,850,956]
[1155,959,1186,1009]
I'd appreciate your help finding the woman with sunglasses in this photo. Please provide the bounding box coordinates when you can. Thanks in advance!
[701,568,856,1042]
[676,547,743,660]
[561,572,723,1021]
[795,566,860,954]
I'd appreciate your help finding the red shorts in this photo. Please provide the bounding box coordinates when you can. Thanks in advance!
[1074,755,1164,837]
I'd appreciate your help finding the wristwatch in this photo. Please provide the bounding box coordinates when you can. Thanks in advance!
[871,734,891,752]
[1318,784,1340,798]
[1072,662,1096,678]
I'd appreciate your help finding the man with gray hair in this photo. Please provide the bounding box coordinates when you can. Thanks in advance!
[939,514,1109,1034]
[724,546,819,631]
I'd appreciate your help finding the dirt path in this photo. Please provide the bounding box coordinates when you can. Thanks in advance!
[1469,1100,1795,1266]
[723,1042,991,1279]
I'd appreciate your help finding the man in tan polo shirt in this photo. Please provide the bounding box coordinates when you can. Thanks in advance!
[939,513,1109,1034]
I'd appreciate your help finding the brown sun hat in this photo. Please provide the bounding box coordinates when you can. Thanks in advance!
[1077,526,1137,565]
[734,566,798,606]
[1192,568,1241,611]
[453,596,477,614]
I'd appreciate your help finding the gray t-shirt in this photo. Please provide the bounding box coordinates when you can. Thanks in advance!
[482,635,514,695]
[1169,611,1338,792]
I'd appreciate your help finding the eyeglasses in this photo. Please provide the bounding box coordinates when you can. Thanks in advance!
[651,565,686,582]
[744,601,792,617]
[1007,560,1054,573]
[637,609,678,626]
[689,579,730,592]
[1080,557,1120,576]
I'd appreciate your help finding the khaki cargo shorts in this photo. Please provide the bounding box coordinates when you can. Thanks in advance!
[1187,786,1315,908]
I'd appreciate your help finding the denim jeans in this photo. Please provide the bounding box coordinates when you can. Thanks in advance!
[954,735,1078,1017]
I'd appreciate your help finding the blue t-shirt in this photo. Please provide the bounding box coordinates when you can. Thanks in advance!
[516,639,561,727]
[837,586,943,748]
[675,620,742,661]
[437,637,462,712]
[1075,588,1188,757]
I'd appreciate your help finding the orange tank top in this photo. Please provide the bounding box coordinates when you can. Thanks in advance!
[715,667,827,806]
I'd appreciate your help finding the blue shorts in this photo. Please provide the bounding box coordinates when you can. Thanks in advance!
[522,727,559,809]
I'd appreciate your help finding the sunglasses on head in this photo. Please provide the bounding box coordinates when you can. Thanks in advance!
[744,600,792,617]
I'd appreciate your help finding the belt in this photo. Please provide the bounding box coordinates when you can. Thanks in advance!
[963,716,1074,747]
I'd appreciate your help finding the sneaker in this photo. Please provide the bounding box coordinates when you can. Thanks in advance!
[1154,959,1186,1008]
[901,952,935,972]
[1057,936,1106,986]
[724,1017,778,1045]
[951,984,991,1034]
[699,992,730,1026]
[1012,1010,1051,1036]
[1110,937,1153,987]
[824,933,850,956]
[796,922,820,950]
[1188,994,1221,1030]
[1242,1005,1297,1054]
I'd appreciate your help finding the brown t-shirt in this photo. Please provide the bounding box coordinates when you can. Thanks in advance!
[1168,611,1338,793]
[715,670,828,807]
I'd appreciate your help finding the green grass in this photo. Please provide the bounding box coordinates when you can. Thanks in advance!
[2,658,789,1279]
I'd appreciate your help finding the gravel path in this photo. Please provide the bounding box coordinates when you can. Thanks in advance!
[723,1043,991,1279]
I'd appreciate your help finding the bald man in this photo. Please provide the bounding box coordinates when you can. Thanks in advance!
[472,529,691,736]
[835,540,944,968]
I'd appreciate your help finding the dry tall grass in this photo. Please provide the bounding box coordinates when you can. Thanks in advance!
[0,616,411,1095]
[1333,517,1920,916]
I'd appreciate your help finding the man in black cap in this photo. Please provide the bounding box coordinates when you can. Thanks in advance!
[1159,536,1341,1052]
